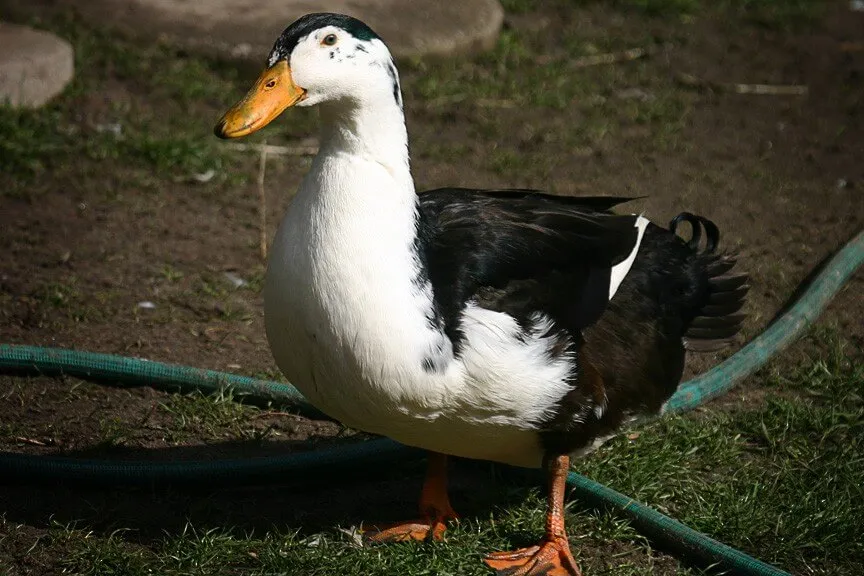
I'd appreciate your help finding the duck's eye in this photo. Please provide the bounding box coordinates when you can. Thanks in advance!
[322,34,338,47]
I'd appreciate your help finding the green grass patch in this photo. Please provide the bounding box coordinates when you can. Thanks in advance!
[581,343,864,575]
[158,389,266,442]
[620,0,823,28]
[52,510,688,576]
[499,0,821,29]
[614,0,701,17]
[719,0,822,29]
[0,102,225,196]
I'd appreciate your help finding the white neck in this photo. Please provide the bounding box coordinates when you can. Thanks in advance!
[318,95,412,189]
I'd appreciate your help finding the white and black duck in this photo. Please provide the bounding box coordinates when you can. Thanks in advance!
[214,13,747,576]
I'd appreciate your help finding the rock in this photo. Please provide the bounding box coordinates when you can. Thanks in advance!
[37,0,503,59]
[0,23,74,108]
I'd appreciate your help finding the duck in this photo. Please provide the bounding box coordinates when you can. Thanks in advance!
[214,13,747,576]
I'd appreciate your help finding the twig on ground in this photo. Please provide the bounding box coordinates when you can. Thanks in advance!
[15,436,46,446]
[675,72,808,95]
[731,83,809,95]
[475,98,518,109]
[423,94,469,109]
[571,47,649,69]
[422,47,649,110]
[251,411,301,419]
[425,95,518,109]
[257,140,268,261]
[225,142,318,156]
[839,41,864,52]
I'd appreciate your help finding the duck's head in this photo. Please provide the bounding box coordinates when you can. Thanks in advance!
[214,13,400,139]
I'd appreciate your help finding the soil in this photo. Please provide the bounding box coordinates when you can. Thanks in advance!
[1,1,863,575]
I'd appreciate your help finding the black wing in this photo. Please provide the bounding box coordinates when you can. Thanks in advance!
[415,188,641,352]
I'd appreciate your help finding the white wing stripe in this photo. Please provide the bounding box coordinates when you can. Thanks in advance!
[608,215,650,299]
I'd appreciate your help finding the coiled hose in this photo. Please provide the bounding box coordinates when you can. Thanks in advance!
[2,228,862,576]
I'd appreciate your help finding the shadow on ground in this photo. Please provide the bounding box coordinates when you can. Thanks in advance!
[1,450,540,546]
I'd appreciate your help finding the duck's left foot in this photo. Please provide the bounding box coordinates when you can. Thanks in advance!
[364,513,455,543]
[365,452,458,543]
[484,537,581,576]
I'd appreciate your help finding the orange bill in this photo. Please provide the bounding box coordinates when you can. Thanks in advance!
[214,60,306,139]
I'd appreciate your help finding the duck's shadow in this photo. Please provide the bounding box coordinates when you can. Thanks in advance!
[0,440,543,547]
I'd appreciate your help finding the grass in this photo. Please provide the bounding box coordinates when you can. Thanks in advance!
[402,24,693,183]
[719,0,823,29]
[30,276,113,324]
[31,501,689,576]
[501,0,821,27]
[158,388,266,442]
[610,0,821,27]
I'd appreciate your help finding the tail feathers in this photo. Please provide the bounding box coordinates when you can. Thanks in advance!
[707,284,748,306]
[670,212,720,254]
[669,214,749,352]
[686,252,748,351]
[705,257,737,276]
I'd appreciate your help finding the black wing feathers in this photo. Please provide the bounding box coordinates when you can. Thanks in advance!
[444,188,643,212]
[415,188,640,351]
[418,188,639,278]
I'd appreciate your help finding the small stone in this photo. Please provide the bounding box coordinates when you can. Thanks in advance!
[192,169,216,183]
[231,43,253,58]
[137,301,156,309]
[616,88,654,102]
[0,23,74,108]
[223,272,247,288]
[95,122,123,138]
[583,94,608,106]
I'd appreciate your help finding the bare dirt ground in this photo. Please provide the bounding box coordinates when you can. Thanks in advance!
[0,1,862,574]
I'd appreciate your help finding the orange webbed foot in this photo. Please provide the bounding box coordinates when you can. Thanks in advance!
[364,512,455,543]
[484,537,581,576]
[365,452,457,543]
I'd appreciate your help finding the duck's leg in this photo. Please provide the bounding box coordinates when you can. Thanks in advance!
[366,452,459,542]
[484,454,581,576]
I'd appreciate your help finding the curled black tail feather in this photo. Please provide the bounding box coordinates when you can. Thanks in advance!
[673,215,749,352]
[670,212,720,254]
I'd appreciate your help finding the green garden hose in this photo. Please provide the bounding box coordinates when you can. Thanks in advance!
[0,344,325,418]
[1,227,862,576]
